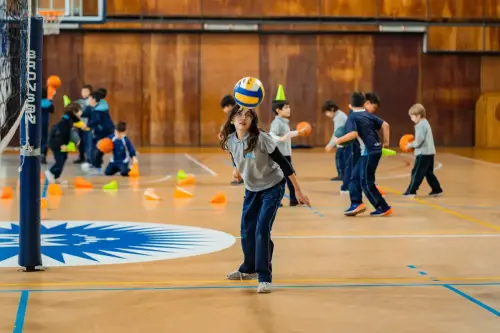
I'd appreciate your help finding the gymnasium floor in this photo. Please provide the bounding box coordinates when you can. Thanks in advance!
[1,148,500,332]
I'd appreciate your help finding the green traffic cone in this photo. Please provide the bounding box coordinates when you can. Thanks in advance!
[103,180,118,190]
[381,148,397,157]
[177,169,188,180]
[275,84,286,101]
[63,142,76,152]
[63,95,71,107]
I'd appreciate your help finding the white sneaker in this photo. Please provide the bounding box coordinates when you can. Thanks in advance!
[226,271,258,281]
[340,190,349,195]
[44,170,55,184]
[257,282,272,293]
[81,162,91,172]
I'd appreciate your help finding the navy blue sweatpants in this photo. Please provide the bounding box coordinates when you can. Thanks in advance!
[350,151,390,211]
[239,179,285,283]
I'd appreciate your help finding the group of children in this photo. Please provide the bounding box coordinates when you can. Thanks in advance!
[220,89,443,293]
[42,84,138,184]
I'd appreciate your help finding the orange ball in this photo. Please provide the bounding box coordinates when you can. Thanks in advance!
[97,138,114,154]
[47,75,61,89]
[399,134,415,153]
[296,121,312,137]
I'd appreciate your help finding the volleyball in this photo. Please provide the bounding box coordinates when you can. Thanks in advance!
[233,77,265,108]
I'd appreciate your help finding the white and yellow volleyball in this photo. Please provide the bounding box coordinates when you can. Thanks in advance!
[233,77,265,108]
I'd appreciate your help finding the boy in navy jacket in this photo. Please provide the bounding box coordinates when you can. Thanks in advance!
[45,103,82,183]
[40,88,54,164]
[86,89,115,173]
[105,121,138,176]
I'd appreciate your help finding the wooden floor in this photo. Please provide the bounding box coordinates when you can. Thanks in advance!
[1,148,500,332]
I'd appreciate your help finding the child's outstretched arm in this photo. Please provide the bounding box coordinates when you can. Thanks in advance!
[125,137,138,163]
[381,121,390,147]
[335,131,358,145]
[268,148,310,207]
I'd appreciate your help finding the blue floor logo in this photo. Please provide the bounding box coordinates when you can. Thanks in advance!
[0,221,236,267]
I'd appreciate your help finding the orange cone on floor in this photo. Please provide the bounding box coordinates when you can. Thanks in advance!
[173,186,193,199]
[0,186,13,199]
[48,184,62,196]
[40,198,47,209]
[376,185,386,196]
[144,188,160,200]
[129,162,140,178]
[74,176,93,189]
[177,174,195,186]
[210,192,226,204]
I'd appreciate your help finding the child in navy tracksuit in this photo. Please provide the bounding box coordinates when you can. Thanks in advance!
[86,89,115,174]
[40,88,54,164]
[104,121,138,176]
[74,84,93,164]
[44,103,82,183]
[335,92,392,217]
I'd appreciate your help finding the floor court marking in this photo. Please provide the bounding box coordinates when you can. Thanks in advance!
[13,291,28,333]
[2,282,500,294]
[2,277,500,289]
[408,265,500,317]
[450,154,500,168]
[184,153,218,176]
[381,186,500,232]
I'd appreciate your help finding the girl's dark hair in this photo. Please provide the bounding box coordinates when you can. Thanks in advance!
[65,102,82,114]
[82,84,93,91]
[220,105,261,155]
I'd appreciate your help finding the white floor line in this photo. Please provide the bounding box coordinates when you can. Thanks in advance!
[184,153,218,176]
[450,154,500,168]
[235,234,500,239]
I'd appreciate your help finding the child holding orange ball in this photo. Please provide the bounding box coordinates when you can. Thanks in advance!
[103,121,138,176]
[403,104,443,197]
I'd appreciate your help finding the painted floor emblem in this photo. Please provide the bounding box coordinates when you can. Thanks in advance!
[0,221,236,267]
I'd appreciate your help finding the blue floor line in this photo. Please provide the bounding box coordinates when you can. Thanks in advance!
[444,285,500,317]
[1,282,500,293]
[13,291,29,333]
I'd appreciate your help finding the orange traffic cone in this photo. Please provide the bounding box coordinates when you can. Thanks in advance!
[0,186,13,199]
[129,162,140,178]
[178,174,195,186]
[144,188,160,200]
[210,192,226,204]
[173,186,193,199]
[74,176,93,189]
[48,184,62,196]
[40,198,47,209]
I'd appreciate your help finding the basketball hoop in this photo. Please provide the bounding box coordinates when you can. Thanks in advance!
[38,10,65,35]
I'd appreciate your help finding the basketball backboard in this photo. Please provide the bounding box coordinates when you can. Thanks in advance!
[37,0,105,26]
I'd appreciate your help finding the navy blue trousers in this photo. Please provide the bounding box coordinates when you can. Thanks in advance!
[239,179,285,283]
[105,161,130,176]
[350,152,389,211]
[49,149,67,179]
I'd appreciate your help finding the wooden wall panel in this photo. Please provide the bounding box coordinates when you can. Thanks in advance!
[144,0,201,16]
[480,57,500,93]
[372,35,420,144]
[428,0,484,19]
[484,27,500,51]
[262,0,319,17]
[107,0,142,16]
[484,0,500,18]
[83,34,143,144]
[315,35,374,144]
[201,0,261,16]
[259,35,318,145]
[321,0,378,17]
[420,54,481,146]
[141,34,200,146]
[427,26,484,52]
[42,33,84,121]
[199,35,260,146]
[377,0,427,18]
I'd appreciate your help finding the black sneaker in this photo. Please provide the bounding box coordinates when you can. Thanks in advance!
[330,176,342,181]
[73,158,85,164]
[290,201,300,207]
[402,191,416,198]
[40,156,47,164]
[429,190,443,197]
[230,179,244,186]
